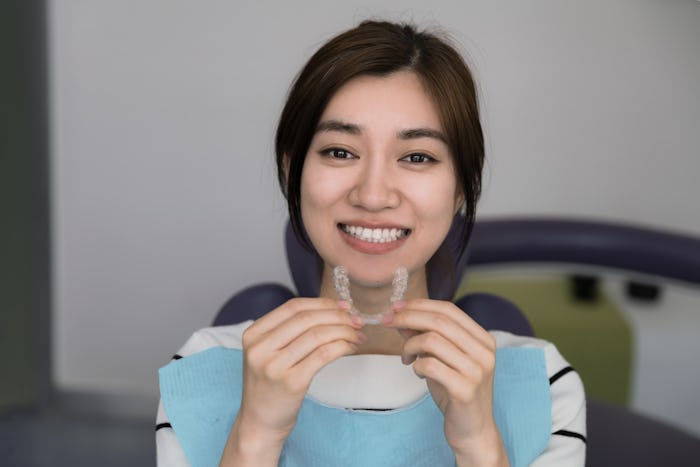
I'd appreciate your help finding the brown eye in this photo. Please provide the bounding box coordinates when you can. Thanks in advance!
[401,153,435,164]
[322,148,355,159]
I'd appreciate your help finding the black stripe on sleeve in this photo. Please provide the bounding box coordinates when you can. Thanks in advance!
[549,366,575,385]
[155,422,173,432]
[172,354,183,360]
[553,429,587,444]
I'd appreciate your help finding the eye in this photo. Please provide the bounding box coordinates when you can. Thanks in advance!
[401,152,436,164]
[321,147,356,159]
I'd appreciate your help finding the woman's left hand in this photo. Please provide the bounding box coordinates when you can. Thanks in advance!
[383,299,509,467]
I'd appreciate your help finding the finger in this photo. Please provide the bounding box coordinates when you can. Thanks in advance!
[292,339,360,384]
[402,332,483,379]
[267,324,365,372]
[390,299,494,350]
[413,356,487,406]
[388,307,495,367]
[412,355,460,387]
[261,306,362,350]
[412,355,480,397]
[397,328,419,340]
[246,302,358,352]
[247,297,354,338]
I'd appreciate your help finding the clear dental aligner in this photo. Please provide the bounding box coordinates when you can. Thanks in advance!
[333,265,408,324]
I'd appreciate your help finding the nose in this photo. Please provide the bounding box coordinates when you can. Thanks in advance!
[348,157,400,211]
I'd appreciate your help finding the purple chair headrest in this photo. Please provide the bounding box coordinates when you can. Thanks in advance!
[468,218,700,285]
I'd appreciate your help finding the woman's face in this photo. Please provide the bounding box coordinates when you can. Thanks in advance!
[300,71,461,287]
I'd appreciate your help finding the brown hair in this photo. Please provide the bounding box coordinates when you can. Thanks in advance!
[276,20,484,270]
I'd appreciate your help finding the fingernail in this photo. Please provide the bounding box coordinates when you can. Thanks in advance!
[350,315,364,327]
[382,313,394,325]
[338,300,351,310]
[355,331,367,343]
[392,300,407,311]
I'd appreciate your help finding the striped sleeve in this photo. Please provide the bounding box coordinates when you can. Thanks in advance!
[493,331,587,467]
[534,347,587,466]
[155,321,253,467]
[156,399,189,467]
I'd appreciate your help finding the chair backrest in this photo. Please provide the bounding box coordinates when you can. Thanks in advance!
[468,218,700,285]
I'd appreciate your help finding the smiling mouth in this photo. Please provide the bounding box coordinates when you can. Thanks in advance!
[338,223,411,243]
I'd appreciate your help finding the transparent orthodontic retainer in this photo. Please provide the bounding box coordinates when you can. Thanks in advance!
[333,265,408,324]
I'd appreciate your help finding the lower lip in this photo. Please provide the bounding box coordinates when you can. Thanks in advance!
[338,226,408,255]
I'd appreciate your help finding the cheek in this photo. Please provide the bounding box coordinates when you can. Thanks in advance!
[412,176,459,223]
[299,165,351,230]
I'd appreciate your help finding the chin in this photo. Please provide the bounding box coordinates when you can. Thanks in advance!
[342,261,415,290]
[349,274,393,289]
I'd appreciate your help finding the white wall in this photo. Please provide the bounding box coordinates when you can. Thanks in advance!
[48,0,700,402]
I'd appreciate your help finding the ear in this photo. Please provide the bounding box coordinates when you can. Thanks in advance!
[282,153,291,192]
[454,191,465,216]
[283,153,291,174]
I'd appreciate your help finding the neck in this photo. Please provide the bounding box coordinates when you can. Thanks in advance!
[318,265,429,355]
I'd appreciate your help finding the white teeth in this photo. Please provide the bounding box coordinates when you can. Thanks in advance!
[341,224,409,243]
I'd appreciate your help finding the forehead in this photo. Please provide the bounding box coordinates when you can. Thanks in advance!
[319,71,444,133]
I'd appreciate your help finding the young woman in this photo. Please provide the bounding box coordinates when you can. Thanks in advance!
[156,20,586,467]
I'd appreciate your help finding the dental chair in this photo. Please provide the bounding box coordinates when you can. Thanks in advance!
[213,216,700,466]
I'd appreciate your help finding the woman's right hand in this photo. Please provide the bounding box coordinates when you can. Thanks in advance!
[219,297,364,466]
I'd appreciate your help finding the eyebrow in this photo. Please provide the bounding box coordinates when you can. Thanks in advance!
[315,119,361,135]
[316,119,447,143]
[399,127,447,144]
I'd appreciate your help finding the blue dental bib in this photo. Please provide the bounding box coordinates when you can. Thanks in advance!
[160,347,551,467]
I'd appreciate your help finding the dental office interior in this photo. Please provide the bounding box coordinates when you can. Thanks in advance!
[3,1,700,466]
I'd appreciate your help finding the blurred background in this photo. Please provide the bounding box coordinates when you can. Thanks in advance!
[2,0,699,465]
